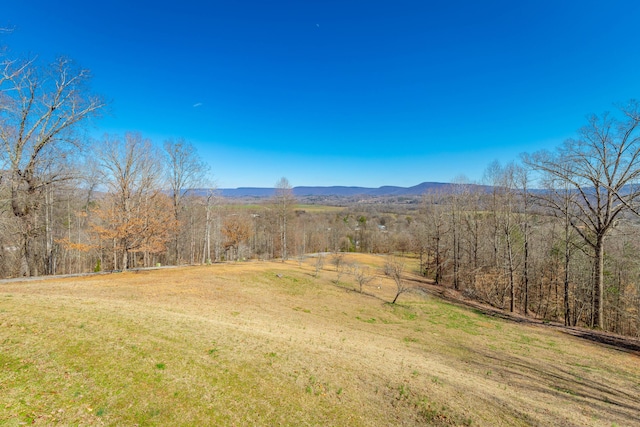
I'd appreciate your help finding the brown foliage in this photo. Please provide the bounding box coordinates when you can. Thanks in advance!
[222,214,251,260]
[91,192,179,260]
[55,237,93,253]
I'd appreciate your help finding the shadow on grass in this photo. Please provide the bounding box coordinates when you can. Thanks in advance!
[464,345,640,425]
[404,275,640,356]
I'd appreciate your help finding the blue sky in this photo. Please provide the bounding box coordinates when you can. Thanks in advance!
[4,1,640,188]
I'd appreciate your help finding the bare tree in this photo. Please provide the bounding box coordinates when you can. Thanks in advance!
[515,163,533,315]
[353,264,375,293]
[313,253,325,277]
[0,56,104,275]
[385,257,409,304]
[201,189,218,264]
[274,177,295,260]
[332,252,346,284]
[460,183,483,293]
[483,161,522,312]
[163,138,210,264]
[423,191,449,285]
[449,176,472,291]
[331,252,344,271]
[524,101,640,329]
[499,163,520,313]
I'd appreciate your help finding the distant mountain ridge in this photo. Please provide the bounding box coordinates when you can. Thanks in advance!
[206,182,491,198]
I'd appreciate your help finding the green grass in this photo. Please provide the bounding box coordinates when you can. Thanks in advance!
[0,296,357,425]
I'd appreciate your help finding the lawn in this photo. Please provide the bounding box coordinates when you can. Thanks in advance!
[1,255,638,426]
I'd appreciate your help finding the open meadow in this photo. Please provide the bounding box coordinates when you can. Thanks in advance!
[1,254,639,426]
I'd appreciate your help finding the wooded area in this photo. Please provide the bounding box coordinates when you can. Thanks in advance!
[2,50,640,337]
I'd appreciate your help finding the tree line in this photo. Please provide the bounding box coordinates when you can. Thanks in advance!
[2,45,640,336]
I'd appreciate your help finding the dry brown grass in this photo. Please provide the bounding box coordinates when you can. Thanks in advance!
[1,255,639,426]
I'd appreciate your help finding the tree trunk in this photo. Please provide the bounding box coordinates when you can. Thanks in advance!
[434,235,442,285]
[282,213,287,261]
[392,292,400,304]
[593,235,605,329]
[122,242,129,270]
[452,201,459,290]
[563,221,571,326]
[507,234,515,313]
[523,227,529,315]
[20,232,31,277]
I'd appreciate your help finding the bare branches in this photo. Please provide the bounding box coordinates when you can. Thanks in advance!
[313,253,325,277]
[164,138,209,206]
[2,57,103,167]
[524,101,640,328]
[274,177,295,260]
[163,138,210,263]
[0,53,104,276]
[353,263,374,293]
[385,257,409,304]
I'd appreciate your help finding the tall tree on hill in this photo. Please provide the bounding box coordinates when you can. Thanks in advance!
[515,163,533,315]
[274,177,295,261]
[0,55,104,276]
[460,183,483,292]
[423,191,449,285]
[449,175,472,291]
[201,189,218,264]
[163,138,209,264]
[483,161,521,312]
[500,163,520,313]
[524,101,640,329]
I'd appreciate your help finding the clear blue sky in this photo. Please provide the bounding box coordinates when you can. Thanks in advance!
[4,1,640,188]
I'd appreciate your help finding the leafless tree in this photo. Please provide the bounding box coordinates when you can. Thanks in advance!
[353,264,375,293]
[513,163,533,315]
[423,191,449,285]
[313,253,325,277]
[163,138,210,264]
[460,183,483,293]
[449,176,472,291]
[332,252,346,284]
[524,100,640,329]
[331,252,344,271]
[482,161,522,312]
[274,177,295,260]
[385,257,409,304]
[0,56,104,275]
[201,189,218,264]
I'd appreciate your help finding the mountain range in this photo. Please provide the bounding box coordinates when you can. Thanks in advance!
[209,182,491,198]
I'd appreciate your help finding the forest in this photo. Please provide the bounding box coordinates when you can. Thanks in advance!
[2,49,640,339]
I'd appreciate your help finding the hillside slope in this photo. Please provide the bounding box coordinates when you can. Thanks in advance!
[1,256,638,426]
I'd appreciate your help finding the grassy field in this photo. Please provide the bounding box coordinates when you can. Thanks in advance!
[222,203,346,213]
[1,254,639,426]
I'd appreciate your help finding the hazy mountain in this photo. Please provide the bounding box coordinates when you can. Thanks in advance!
[195,182,493,199]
